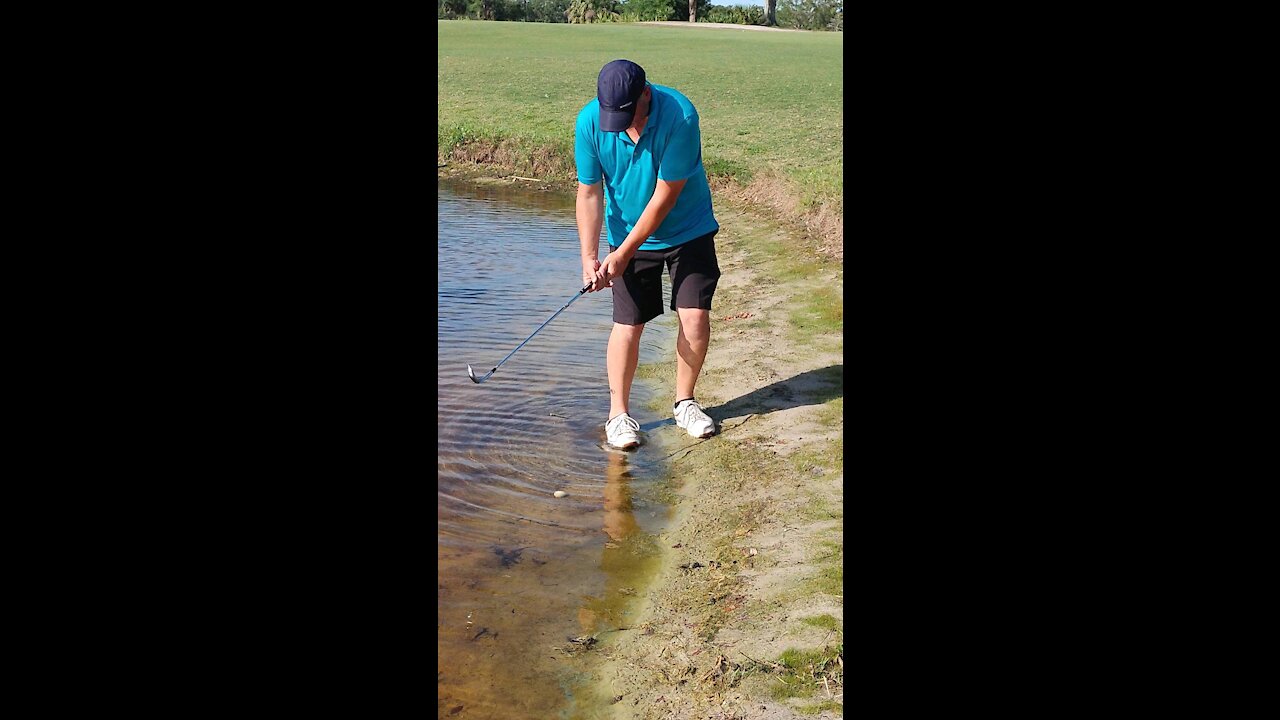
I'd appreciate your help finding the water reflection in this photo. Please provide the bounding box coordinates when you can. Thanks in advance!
[577,450,653,636]
[436,448,667,720]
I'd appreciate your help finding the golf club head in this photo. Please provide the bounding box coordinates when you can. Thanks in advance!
[467,365,480,383]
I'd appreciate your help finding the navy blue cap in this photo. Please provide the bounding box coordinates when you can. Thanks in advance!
[597,60,646,133]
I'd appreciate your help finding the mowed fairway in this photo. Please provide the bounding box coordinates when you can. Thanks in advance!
[438,21,843,208]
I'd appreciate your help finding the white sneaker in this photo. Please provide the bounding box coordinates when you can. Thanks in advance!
[674,399,716,439]
[605,413,641,449]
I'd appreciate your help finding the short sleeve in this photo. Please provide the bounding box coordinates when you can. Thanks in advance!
[575,112,602,185]
[657,115,702,182]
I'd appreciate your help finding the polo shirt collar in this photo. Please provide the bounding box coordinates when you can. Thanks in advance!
[616,84,657,146]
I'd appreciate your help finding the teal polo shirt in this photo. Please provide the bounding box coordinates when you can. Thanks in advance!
[575,83,719,251]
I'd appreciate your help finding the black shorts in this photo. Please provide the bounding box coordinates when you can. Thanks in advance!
[611,230,721,326]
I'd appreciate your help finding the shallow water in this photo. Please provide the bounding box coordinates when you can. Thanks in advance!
[437,179,677,719]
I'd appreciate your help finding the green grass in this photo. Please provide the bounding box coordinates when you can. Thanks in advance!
[800,614,842,634]
[797,700,843,715]
[796,495,843,523]
[714,211,843,347]
[816,397,843,428]
[634,358,676,381]
[770,644,844,702]
[788,439,844,477]
[809,541,843,595]
[770,535,843,607]
[791,286,843,337]
[733,228,841,340]
[438,21,843,203]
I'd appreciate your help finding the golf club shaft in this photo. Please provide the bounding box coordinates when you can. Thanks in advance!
[484,283,592,375]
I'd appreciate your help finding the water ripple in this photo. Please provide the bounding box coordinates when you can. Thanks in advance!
[439,182,675,549]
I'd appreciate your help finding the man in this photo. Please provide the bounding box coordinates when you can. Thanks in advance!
[574,59,722,450]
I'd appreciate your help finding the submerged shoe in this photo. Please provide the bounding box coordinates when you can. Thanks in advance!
[674,399,716,439]
[605,413,641,449]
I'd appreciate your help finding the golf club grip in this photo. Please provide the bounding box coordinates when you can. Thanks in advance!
[580,282,592,294]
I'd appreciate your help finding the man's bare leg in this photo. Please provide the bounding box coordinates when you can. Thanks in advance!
[675,308,710,401]
[608,322,645,418]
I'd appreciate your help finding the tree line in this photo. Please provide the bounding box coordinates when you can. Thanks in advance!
[438,0,843,31]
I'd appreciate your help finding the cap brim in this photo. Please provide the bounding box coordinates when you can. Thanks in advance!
[599,107,634,133]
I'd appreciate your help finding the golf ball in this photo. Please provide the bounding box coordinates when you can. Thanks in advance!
[553,491,567,498]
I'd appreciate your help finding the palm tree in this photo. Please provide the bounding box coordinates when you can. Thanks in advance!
[689,0,696,22]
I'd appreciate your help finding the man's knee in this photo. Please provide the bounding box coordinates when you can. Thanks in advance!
[675,310,710,341]
[612,322,646,340]
[676,308,710,327]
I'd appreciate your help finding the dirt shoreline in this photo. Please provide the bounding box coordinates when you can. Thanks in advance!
[439,166,844,719]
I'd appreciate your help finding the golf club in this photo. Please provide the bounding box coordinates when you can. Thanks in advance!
[467,282,594,384]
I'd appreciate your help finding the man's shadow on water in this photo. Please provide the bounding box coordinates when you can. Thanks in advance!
[639,364,843,432]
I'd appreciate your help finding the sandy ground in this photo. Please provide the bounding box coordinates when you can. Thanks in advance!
[639,21,803,32]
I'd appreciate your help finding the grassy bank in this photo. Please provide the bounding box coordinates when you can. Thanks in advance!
[438,20,843,256]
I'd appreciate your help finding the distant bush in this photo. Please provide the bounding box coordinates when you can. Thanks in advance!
[702,4,765,25]
[437,0,573,20]
[617,0,708,22]
[439,0,468,18]
[620,0,673,20]
[776,0,842,30]
[566,0,621,22]
[528,0,571,21]
[443,0,526,20]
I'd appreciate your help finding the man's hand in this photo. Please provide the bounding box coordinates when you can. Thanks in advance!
[582,256,604,292]
[594,249,632,290]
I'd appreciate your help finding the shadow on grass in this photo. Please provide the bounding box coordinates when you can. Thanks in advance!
[639,364,843,433]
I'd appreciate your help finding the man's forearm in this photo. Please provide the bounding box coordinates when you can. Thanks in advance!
[615,182,683,257]
[577,189,604,260]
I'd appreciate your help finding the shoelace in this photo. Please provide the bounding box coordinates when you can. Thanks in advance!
[676,402,706,423]
[609,415,640,434]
